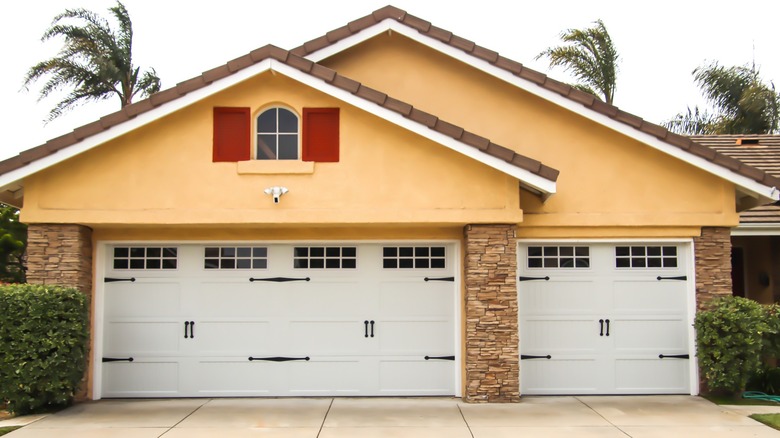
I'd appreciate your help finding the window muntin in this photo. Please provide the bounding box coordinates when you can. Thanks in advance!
[527,246,590,268]
[382,246,446,269]
[113,247,178,270]
[616,246,678,268]
[294,246,356,269]
[256,107,299,160]
[204,247,268,269]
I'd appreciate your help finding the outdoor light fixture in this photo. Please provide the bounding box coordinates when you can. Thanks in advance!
[264,186,288,204]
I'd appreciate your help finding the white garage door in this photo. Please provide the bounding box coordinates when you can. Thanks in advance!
[518,242,692,395]
[100,243,457,397]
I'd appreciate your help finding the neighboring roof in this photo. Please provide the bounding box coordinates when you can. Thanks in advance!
[290,6,780,201]
[1,5,778,206]
[0,45,559,204]
[695,134,780,227]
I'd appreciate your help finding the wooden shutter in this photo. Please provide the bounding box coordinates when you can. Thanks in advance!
[213,107,250,162]
[302,108,339,162]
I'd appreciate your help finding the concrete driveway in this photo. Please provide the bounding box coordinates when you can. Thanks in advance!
[2,396,778,437]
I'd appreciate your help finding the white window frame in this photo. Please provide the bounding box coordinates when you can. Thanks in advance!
[254,105,300,160]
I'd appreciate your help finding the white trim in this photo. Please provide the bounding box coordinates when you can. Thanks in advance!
[732,223,780,236]
[516,238,697,396]
[0,54,556,196]
[306,20,779,202]
[93,238,462,399]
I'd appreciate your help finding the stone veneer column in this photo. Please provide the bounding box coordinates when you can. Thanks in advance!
[26,224,93,293]
[26,224,93,401]
[463,224,519,403]
[693,227,732,310]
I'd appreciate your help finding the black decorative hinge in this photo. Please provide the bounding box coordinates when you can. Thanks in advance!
[424,355,455,361]
[518,276,550,282]
[659,354,690,359]
[424,277,455,282]
[104,277,136,283]
[248,356,310,362]
[249,277,311,282]
[657,276,687,281]
[521,354,552,360]
[102,357,134,362]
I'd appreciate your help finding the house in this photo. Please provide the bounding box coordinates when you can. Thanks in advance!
[695,134,780,305]
[1,6,778,403]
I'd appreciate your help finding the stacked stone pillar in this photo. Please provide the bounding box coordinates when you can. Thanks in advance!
[693,227,732,310]
[463,224,519,402]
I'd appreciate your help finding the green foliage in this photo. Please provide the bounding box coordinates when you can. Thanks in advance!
[0,427,22,436]
[747,367,780,395]
[0,205,27,284]
[695,296,778,396]
[750,413,780,431]
[666,62,780,135]
[0,285,89,414]
[22,1,161,121]
[536,19,619,104]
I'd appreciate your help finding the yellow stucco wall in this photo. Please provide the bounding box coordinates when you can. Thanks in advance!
[320,33,740,236]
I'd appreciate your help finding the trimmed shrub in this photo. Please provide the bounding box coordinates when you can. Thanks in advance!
[695,296,776,397]
[0,284,89,414]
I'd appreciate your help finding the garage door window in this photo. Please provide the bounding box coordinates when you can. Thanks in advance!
[204,247,268,269]
[382,246,446,269]
[294,246,357,269]
[615,246,677,268]
[527,246,589,268]
[113,247,178,270]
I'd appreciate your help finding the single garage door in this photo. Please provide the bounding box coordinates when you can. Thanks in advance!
[100,243,457,397]
[518,242,692,395]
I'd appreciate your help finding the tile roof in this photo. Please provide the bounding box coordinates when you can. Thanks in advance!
[1,5,778,201]
[695,134,780,225]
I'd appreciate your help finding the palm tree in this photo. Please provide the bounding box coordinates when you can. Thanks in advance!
[23,1,161,121]
[536,19,619,105]
[665,63,780,135]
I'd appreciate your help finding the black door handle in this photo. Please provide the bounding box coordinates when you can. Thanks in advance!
[104,277,136,283]
[521,355,552,360]
[424,277,455,282]
[184,321,190,339]
[364,320,369,338]
[102,357,134,362]
[599,319,604,336]
[518,276,550,282]
[425,355,455,360]
[248,356,310,362]
[250,277,311,282]
[605,319,610,336]
[370,320,375,338]
[659,354,690,359]
[657,275,687,281]
[190,321,195,339]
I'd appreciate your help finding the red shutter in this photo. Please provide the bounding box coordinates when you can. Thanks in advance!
[213,107,250,162]
[302,108,339,162]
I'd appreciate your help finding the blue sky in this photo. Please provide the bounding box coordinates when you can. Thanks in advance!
[2,0,778,160]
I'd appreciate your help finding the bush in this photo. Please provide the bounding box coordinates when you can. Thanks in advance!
[0,284,89,414]
[695,296,776,397]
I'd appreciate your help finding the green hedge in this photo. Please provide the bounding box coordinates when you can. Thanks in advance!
[695,296,779,397]
[0,284,89,414]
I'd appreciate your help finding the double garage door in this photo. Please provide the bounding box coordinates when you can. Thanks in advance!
[519,242,692,395]
[100,243,457,398]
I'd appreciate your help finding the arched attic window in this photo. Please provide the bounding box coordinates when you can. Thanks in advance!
[256,107,299,160]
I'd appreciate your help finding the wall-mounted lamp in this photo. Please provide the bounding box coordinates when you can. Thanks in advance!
[264,186,288,204]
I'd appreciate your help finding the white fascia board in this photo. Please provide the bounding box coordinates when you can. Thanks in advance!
[270,61,556,194]
[0,59,275,189]
[306,20,778,201]
[732,223,780,236]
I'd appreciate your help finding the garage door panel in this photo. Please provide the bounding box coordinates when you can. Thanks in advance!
[377,320,452,354]
[611,318,688,351]
[287,320,365,354]
[288,359,364,395]
[102,360,179,396]
[521,318,600,352]
[195,360,278,395]
[104,321,180,355]
[377,358,455,394]
[194,321,272,354]
[520,280,600,314]
[106,282,181,317]
[612,280,687,312]
[285,281,365,317]
[378,281,453,317]
[521,359,600,394]
[613,358,689,393]
[195,281,283,317]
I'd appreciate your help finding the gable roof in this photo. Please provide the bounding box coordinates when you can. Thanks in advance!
[0,46,559,207]
[290,5,780,202]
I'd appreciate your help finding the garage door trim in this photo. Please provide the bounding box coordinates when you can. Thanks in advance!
[92,239,462,400]
[516,238,698,395]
